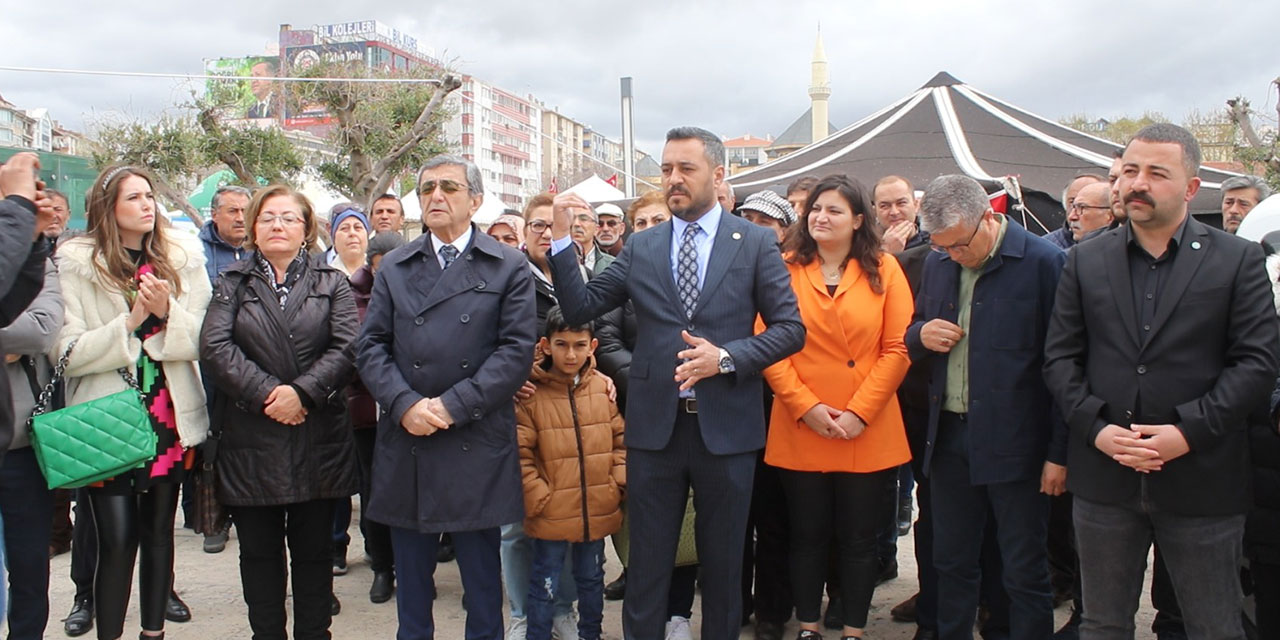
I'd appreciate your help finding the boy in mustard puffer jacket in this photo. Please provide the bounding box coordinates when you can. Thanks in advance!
[516,306,626,640]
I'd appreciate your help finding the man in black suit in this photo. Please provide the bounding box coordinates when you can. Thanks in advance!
[548,126,805,640]
[1044,123,1280,639]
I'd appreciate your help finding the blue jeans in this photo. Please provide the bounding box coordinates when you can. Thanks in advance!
[1073,494,1246,640]
[0,447,54,639]
[527,538,605,640]
[500,522,575,619]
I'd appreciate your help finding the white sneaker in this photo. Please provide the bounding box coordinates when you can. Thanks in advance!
[664,616,693,640]
[552,611,579,640]
[506,616,528,640]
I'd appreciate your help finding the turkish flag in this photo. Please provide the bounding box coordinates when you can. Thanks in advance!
[988,190,1008,214]
[548,177,558,194]
[606,174,618,187]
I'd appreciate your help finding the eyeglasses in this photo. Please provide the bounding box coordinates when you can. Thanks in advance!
[930,221,983,254]
[527,220,551,233]
[258,213,304,227]
[1070,203,1112,213]
[418,179,468,195]
[599,218,623,228]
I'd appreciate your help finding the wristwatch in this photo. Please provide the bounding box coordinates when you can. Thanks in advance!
[717,348,735,375]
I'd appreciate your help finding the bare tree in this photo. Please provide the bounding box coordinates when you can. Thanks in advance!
[287,60,461,209]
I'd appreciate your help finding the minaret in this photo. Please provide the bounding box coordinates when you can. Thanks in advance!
[808,26,831,144]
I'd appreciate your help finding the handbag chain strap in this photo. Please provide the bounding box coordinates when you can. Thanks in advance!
[29,339,142,422]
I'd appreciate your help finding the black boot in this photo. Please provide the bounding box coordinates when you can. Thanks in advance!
[164,591,191,623]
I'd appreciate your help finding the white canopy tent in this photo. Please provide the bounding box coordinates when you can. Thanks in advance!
[401,190,506,225]
[1234,194,1280,242]
[563,175,626,203]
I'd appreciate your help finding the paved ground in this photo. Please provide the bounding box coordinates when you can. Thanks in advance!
[42,499,1156,639]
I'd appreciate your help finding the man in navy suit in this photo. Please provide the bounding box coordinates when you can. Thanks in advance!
[548,126,805,640]
[906,174,1066,640]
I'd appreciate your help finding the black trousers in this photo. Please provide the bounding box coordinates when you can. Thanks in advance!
[89,482,180,639]
[1047,491,1076,603]
[229,499,337,640]
[742,454,793,625]
[1253,560,1280,639]
[623,408,756,640]
[780,467,894,630]
[0,447,55,639]
[354,427,395,572]
[71,487,96,603]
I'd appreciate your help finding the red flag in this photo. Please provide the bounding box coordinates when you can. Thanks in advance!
[548,177,559,194]
[606,174,618,187]
[988,190,1008,214]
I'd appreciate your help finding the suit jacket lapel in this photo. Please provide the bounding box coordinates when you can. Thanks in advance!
[1103,232,1142,350]
[418,242,480,315]
[652,222,683,309]
[694,218,745,317]
[1142,220,1209,351]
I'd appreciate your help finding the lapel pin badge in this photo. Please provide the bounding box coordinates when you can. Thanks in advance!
[1191,241,1202,250]
[732,232,742,240]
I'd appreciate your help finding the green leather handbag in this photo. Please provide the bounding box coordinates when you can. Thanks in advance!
[28,340,157,489]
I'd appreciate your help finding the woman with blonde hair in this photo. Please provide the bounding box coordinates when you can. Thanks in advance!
[55,165,211,640]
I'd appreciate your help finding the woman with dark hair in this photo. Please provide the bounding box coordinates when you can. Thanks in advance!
[342,230,405,604]
[56,165,212,640]
[760,174,913,640]
[199,184,359,640]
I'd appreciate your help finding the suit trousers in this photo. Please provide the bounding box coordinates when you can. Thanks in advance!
[229,499,336,640]
[624,408,756,640]
[1073,494,1245,640]
[930,413,1052,640]
[390,526,503,640]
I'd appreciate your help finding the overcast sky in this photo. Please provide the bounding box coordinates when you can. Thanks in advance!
[2,0,1278,160]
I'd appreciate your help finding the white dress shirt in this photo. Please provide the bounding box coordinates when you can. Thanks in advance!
[430,226,473,269]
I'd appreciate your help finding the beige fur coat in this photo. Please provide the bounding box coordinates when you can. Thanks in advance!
[54,235,212,448]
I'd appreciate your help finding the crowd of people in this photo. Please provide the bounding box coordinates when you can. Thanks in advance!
[0,119,1277,640]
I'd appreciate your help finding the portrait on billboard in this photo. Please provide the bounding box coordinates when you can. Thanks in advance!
[204,56,282,121]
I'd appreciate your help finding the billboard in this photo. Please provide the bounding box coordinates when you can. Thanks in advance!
[204,56,282,121]
[282,43,369,128]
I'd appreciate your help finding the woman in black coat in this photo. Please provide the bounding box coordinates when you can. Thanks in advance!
[200,184,359,640]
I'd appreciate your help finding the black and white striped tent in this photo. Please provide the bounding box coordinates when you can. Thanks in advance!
[730,71,1243,233]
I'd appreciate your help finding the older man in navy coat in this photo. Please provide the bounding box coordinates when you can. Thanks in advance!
[906,175,1065,640]
[548,127,805,640]
[357,154,536,640]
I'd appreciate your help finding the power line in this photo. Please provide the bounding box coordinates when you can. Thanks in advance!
[0,63,658,190]
[0,64,444,84]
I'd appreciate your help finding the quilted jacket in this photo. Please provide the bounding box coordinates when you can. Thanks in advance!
[199,253,359,506]
[516,356,625,542]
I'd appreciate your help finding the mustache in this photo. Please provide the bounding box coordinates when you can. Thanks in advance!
[1123,191,1155,207]
[666,186,689,198]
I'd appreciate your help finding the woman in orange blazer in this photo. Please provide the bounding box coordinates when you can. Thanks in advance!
[760,174,913,640]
